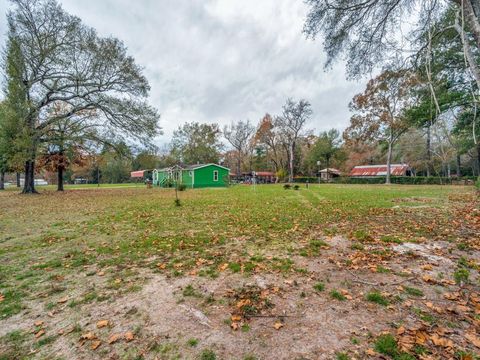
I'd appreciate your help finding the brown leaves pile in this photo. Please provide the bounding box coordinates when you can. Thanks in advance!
[226,285,278,331]
[79,325,134,351]
[397,324,453,353]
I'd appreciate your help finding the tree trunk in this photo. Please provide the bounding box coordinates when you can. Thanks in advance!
[237,151,241,181]
[453,9,480,90]
[288,142,294,183]
[462,0,480,49]
[22,160,38,194]
[477,142,480,174]
[386,141,393,184]
[426,122,431,177]
[57,166,64,191]
[456,153,461,177]
[0,171,5,190]
[16,172,21,187]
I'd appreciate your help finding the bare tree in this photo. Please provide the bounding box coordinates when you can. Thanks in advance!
[276,99,312,182]
[254,114,286,174]
[223,120,255,179]
[303,0,480,87]
[345,70,415,184]
[4,0,160,193]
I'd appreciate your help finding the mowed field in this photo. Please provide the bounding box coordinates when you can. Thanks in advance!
[0,184,478,360]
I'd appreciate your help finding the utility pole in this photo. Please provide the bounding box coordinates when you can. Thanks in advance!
[317,160,321,184]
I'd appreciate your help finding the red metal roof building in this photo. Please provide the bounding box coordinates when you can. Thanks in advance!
[130,170,145,178]
[349,164,412,177]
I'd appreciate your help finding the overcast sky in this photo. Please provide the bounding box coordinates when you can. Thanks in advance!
[0,0,363,147]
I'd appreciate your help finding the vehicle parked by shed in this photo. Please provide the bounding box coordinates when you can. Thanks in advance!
[153,164,229,188]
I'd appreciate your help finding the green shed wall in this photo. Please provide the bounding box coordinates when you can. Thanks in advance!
[192,165,229,188]
[181,170,194,188]
[153,170,168,186]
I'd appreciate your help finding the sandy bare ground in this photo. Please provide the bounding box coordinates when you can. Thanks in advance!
[2,235,478,360]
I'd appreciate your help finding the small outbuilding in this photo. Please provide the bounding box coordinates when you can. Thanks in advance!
[153,163,230,188]
[319,168,341,181]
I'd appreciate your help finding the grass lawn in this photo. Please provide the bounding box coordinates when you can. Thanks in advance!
[0,184,478,359]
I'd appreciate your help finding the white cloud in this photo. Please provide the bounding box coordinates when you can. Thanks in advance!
[0,0,364,146]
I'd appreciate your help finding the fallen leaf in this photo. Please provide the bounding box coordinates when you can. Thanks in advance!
[34,321,44,327]
[219,263,228,271]
[231,315,242,322]
[57,297,68,304]
[35,329,45,338]
[365,348,376,356]
[465,332,480,348]
[90,340,101,350]
[80,332,96,340]
[108,333,121,344]
[273,321,284,330]
[422,275,436,284]
[0,294,4,302]
[96,320,109,328]
[429,333,453,348]
[397,326,405,335]
[124,331,134,342]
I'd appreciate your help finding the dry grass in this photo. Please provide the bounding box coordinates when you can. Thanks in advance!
[0,184,478,359]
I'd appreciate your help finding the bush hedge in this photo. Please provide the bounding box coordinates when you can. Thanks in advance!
[292,176,476,185]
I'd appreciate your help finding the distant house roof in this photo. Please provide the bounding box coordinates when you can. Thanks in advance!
[254,171,275,177]
[130,169,154,178]
[350,164,410,177]
[320,168,341,175]
[130,170,145,178]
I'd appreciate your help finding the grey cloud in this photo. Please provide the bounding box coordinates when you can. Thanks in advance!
[0,0,364,145]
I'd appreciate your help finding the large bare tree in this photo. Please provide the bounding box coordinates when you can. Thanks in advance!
[4,0,160,193]
[303,0,480,87]
[276,99,312,182]
[223,120,255,179]
[344,70,416,183]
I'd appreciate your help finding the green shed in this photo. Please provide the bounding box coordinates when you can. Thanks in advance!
[153,164,230,189]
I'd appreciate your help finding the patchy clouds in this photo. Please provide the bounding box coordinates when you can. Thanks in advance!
[0,0,363,146]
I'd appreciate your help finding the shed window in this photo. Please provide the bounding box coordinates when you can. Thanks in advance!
[189,171,193,176]
[213,170,218,181]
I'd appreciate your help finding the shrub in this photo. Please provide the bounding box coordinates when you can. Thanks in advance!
[332,176,477,185]
[293,185,300,190]
[366,291,389,306]
[330,290,346,301]
[374,334,398,357]
[454,268,470,284]
[177,184,187,191]
[313,282,325,292]
[276,168,288,182]
[199,349,216,360]
[403,287,424,297]
[283,184,291,190]
[374,334,416,360]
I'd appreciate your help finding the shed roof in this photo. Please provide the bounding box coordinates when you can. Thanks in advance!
[349,164,410,177]
[131,170,145,178]
[320,168,341,175]
[157,163,230,172]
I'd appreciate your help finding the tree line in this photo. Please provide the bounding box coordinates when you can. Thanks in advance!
[2,0,480,191]
[304,0,480,183]
[0,0,159,193]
